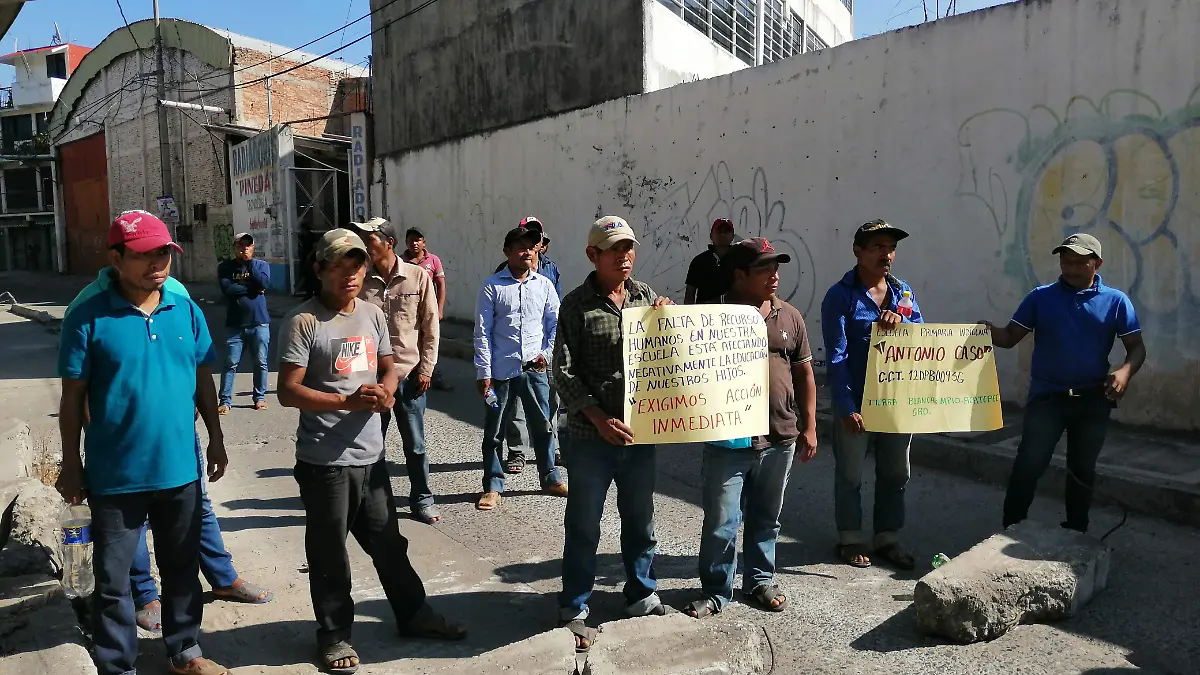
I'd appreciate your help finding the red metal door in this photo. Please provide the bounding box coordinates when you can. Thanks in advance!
[59,132,109,275]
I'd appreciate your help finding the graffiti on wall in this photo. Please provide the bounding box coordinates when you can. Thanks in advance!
[213,222,234,262]
[638,162,817,315]
[957,88,1200,329]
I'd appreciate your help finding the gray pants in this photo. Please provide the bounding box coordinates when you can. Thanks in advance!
[505,383,559,458]
[831,422,912,548]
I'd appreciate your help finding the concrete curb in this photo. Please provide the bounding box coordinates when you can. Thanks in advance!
[438,335,1199,529]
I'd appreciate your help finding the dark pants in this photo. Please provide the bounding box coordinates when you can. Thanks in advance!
[294,458,427,647]
[131,436,237,606]
[91,481,205,675]
[481,370,561,493]
[380,374,434,509]
[1003,392,1113,532]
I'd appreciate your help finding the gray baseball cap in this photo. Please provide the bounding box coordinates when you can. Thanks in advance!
[1052,233,1102,259]
[350,217,399,242]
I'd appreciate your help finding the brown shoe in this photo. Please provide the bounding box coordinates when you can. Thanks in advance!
[254,400,268,411]
[476,491,501,510]
[217,405,230,416]
[543,481,569,498]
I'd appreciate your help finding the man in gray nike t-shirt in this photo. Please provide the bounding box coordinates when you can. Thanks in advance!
[280,299,392,466]
[277,229,465,671]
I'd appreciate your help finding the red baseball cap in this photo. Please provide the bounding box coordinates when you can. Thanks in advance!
[108,210,183,253]
[712,218,734,232]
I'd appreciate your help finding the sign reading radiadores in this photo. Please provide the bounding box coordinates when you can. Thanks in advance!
[861,323,1004,434]
[622,305,769,444]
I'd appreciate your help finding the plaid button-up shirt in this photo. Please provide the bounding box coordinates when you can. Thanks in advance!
[553,272,658,441]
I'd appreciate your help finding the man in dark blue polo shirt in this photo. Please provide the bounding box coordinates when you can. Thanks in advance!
[57,211,229,675]
[821,219,923,570]
[983,233,1145,533]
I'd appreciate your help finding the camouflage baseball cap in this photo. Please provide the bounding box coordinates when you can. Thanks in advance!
[314,228,368,262]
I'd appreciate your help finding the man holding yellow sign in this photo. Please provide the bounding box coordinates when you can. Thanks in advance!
[821,220,922,571]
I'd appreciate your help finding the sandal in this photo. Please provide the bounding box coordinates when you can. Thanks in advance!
[748,583,788,613]
[399,604,467,641]
[836,544,872,568]
[136,600,162,635]
[412,504,442,524]
[504,453,526,474]
[169,658,229,675]
[684,597,720,619]
[559,619,599,653]
[875,543,916,571]
[212,579,274,604]
[319,641,359,674]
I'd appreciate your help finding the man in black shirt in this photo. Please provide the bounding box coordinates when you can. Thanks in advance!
[684,218,735,304]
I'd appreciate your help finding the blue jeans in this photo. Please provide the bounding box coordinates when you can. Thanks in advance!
[129,443,237,606]
[91,481,206,675]
[559,438,657,621]
[1003,392,1112,532]
[832,423,911,547]
[381,374,434,508]
[482,370,561,492]
[219,324,270,406]
[699,442,795,611]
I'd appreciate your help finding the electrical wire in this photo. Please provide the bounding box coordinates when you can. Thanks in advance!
[114,0,143,50]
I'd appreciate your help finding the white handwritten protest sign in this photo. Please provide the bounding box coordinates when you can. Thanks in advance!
[622,305,769,444]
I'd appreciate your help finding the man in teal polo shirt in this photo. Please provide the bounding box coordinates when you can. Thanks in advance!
[983,233,1146,533]
[57,211,229,675]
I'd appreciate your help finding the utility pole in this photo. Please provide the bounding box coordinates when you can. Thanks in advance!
[266,77,273,126]
[153,0,173,234]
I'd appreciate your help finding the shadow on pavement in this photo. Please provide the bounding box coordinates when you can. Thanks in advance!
[134,592,557,670]
[848,604,943,653]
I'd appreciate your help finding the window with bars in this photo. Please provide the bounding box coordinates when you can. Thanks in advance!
[805,24,828,52]
[841,0,853,13]
[658,0,827,65]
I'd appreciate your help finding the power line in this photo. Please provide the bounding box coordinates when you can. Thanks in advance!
[114,0,143,51]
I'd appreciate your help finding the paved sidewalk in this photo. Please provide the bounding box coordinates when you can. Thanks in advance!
[440,319,1200,529]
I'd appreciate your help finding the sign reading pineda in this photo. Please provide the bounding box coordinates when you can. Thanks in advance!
[622,305,769,444]
[862,323,1004,434]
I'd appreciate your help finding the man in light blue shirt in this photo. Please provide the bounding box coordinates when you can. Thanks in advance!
[474,227,567,510]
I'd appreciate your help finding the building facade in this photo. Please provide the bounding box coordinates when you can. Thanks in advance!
[0,41,90,272]
[51,19,368,288]
[653,0,851,66]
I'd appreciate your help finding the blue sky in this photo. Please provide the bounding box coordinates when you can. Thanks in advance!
[0,0,1011,79]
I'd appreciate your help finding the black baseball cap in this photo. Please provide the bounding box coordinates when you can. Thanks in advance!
[405,227,425,240]
[723,237,791,270]
[853,219,909,246]
[504,227,541,248]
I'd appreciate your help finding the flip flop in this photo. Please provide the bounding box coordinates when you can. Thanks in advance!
[504,454,525,474]
[684,597,720,619]
[559,618,599,653]
[319,641,359,674]
[748,583,788,613]
[836,544,872,568]
[875,543,916,571]
[212,580,274,604]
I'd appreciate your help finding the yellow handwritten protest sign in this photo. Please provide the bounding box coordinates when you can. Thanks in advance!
[861,323,1003,434]
[622,305,769,444]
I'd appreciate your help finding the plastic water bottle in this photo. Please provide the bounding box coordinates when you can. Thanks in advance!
[484,388,499,409]
[931,552,952,569]
[896,290,914,319]
[59,504,95,599]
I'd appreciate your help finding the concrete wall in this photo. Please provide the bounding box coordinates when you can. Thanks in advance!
[383,0,1200,430]
[371,0,647,156]
[643,0,748,91]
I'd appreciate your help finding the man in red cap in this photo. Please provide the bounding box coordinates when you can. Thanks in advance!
[684,218,736,305]
[57,210,229,675]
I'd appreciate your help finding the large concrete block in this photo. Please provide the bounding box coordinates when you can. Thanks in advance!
[0,587,93,675]
[582,614,769,675]
[914,520,1111,643]
[424,626,577,675]
[6,481,63,568]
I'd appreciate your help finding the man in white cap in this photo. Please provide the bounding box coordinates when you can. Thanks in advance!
[554,216,672,650]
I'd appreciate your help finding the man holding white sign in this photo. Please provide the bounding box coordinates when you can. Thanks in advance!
[553,216,672,651]
[685,238,816,619]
